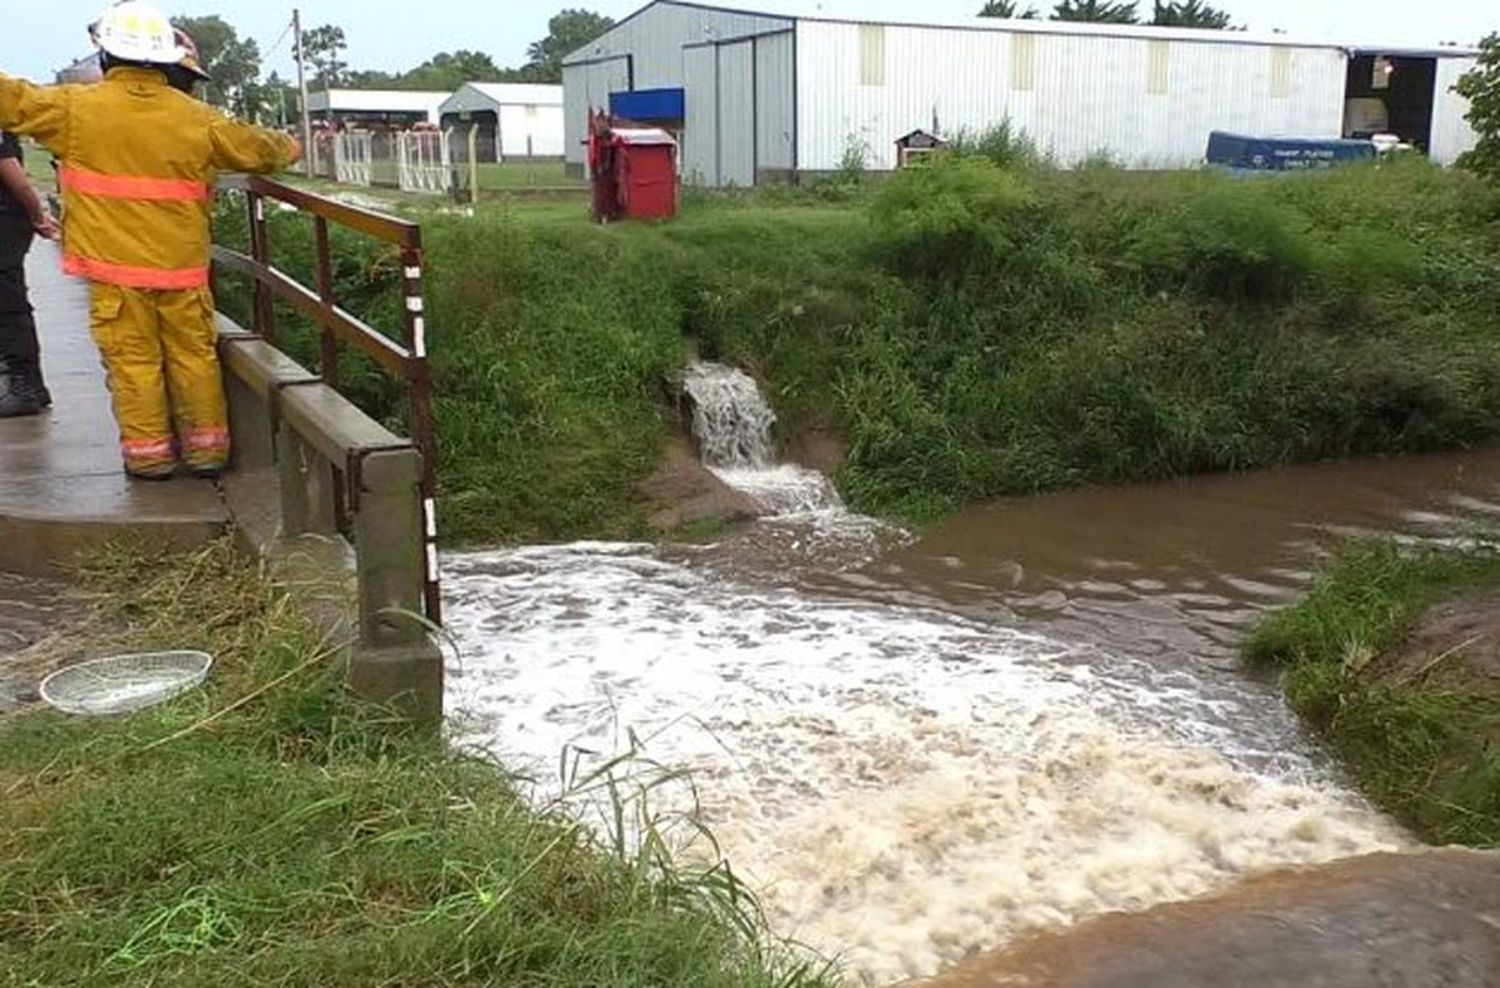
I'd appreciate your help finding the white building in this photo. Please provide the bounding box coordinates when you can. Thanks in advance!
[562,0,1480,185]
[438,84,566,160]
[306,89,450,127]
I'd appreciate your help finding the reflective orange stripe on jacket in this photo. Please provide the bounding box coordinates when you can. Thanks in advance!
[60,166,211,202]
[62,254,208,290]
[58,164,212,289]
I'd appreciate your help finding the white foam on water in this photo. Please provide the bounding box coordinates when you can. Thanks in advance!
[713,464,846,515]
[442,542,1406,987]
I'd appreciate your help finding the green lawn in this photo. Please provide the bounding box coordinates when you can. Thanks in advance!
[361,159,583,194]
[19,138,55,191]
[477,160,582,190]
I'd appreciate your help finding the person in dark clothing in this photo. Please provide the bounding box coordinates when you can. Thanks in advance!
[0,130,57,417]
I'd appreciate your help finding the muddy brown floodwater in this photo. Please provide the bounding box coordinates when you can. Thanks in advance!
[445,445,1500,985]
[822,445,1500,663]
[0,570,76,710]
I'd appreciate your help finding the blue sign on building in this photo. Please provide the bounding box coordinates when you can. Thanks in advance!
[609,88,686,123]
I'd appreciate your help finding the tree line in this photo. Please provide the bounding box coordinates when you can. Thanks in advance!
[156,8,615,122]
[980,0,1234,28]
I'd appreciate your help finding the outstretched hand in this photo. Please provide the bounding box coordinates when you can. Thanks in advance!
[32,211,59,240]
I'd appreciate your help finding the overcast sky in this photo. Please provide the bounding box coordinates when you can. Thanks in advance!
[5,0,1495,83]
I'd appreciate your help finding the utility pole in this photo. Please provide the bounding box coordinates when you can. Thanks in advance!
[293,8,313,178]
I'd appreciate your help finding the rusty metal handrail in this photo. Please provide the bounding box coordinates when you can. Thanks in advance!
[211,174,440,625]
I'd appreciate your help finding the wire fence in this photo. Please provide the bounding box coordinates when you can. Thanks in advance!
[307,126,582,199]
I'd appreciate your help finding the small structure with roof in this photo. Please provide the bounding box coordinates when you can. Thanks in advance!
[438,83,565,162]
[306,89,449,130]
[895,129,947,168]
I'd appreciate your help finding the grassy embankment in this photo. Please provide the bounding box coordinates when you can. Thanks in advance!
[0,542,831,987]
[218,150,1500,546]
[1247,541,1500,848]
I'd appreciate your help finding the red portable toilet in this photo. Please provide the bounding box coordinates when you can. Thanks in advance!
[588,112,678,223]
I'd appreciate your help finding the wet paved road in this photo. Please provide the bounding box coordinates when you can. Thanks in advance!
[0,240,224,577]
[913,850,1500,988]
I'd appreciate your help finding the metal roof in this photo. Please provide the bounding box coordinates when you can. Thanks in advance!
[612,127,678,145]
[306,90,451,115]
[588,0,1479,57]
[453,83,565,108]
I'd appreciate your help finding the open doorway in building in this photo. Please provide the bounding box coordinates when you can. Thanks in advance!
[1344,52,1438,152]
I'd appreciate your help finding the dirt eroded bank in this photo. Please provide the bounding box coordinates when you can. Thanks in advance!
[910,850,1500,988]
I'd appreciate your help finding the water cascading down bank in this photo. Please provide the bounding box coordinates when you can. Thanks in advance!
[680,361,842,516]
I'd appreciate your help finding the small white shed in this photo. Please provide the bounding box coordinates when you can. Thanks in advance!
[306,89,449,127]
[439,83,566,161]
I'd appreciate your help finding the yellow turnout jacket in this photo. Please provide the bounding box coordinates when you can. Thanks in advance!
[0,66,296,290]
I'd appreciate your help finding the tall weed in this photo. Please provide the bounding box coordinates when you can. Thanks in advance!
[945,120,1044,171]
[869,156,1036,282]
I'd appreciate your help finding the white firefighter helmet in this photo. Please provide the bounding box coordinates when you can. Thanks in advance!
[91,2,187,66]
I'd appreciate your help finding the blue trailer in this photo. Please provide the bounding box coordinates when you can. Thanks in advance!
[1206,131,1376,173]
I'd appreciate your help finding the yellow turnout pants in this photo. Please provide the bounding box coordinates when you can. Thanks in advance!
[88,283,229,478]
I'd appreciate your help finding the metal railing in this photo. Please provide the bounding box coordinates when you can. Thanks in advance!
[211,175,441,626]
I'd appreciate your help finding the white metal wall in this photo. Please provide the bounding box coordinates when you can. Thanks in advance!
[563,1,793,169]
[563,58,631,171]
[498,103,565,159]
[755,31,797,172]
[793,20,1350,171]
[1430,57,1479,166]
[682,46,718,185]
[719,43,758,186]
[680,32,795,186]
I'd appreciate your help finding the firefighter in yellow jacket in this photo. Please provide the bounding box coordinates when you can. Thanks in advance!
[0,2,301,479]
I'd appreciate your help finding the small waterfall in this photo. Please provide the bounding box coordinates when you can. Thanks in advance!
[681,362,843,515]
[681,363,776,470]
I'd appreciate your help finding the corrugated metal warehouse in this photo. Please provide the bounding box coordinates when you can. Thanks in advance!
[561,0,1480,185]
[439,84,566,161]
[307,89,449,127]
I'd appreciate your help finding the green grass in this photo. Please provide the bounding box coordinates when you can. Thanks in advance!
[477,160,582,190]
[215,154,1500,545]
[1246,540,1500,847]
[359,160,582,193]
[0,542,835,987]
[19,139,54,191]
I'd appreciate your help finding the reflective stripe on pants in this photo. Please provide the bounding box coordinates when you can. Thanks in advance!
[88,283,229,473]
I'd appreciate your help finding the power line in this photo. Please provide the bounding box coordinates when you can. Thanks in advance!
[262,17,296,62]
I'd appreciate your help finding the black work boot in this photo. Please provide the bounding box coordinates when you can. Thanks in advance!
[0,373,40,418]
[26,371,51,409]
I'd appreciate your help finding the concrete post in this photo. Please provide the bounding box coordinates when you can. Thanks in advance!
[347,447,443,722]
[276,424,338,537]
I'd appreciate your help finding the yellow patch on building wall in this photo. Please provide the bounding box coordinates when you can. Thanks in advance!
[1270,48,1293,98]
[1012,33,1036,92]
[860,25,887,87]
[1148,40,1170,95]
